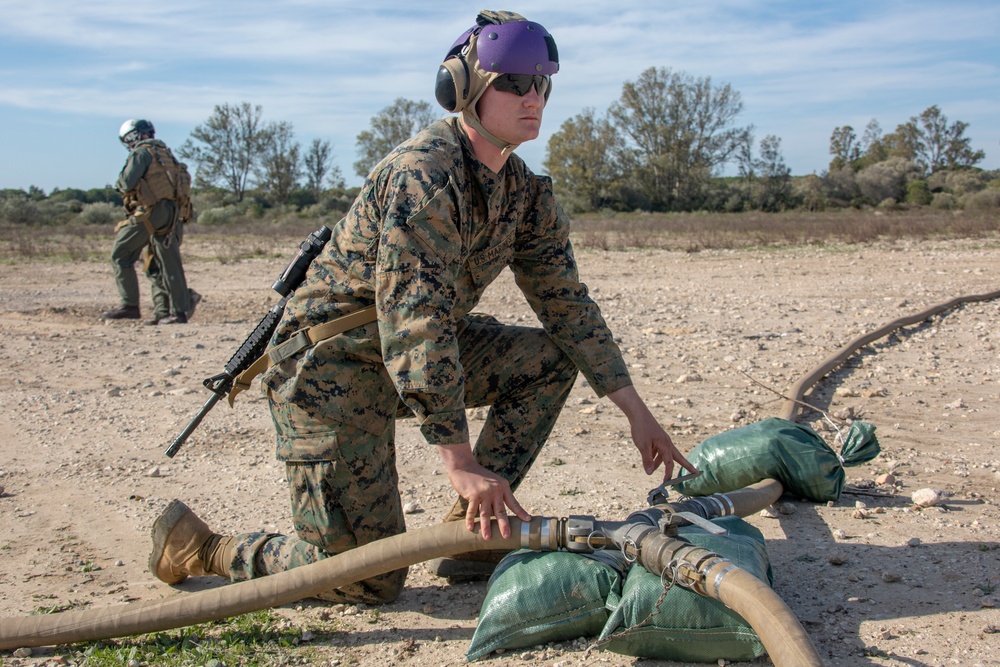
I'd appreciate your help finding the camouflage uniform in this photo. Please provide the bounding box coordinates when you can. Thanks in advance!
[111,138,191,319]
[225,117,632,603]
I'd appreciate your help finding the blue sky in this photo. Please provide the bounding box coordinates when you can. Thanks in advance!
[2,0,998,193]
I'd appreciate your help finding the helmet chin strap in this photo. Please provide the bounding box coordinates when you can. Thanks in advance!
[460,70,520,158]
[461,109,519,158]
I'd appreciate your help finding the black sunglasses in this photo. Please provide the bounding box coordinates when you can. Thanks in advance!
[491,73,551,99]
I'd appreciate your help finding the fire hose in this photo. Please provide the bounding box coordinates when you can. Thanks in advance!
[0,480,827,664]
[778,288,1000,422]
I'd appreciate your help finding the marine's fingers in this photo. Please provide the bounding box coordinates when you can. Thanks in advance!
[465,499,479,534]
[494,507,511,540]
[479,504,493,540]
[505,493,532,522]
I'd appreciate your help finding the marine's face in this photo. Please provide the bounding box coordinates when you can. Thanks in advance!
[475,80,545,146]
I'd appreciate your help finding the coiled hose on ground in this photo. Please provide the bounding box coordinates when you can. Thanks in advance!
[778,288,1000,422]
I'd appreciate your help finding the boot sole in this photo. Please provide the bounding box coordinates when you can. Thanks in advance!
[426,550,512,582]
[149,499,192,584]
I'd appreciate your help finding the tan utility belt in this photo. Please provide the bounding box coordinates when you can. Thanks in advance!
[228,305,377,405]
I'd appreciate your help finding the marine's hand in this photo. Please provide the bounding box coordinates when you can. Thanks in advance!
[629,409,697,482]
[437,442,531,540]
[607,385,698,481]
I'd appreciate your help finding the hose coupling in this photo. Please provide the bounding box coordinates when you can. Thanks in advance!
[564,515,614,552]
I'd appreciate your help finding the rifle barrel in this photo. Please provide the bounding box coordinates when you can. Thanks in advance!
[164,391,223,458]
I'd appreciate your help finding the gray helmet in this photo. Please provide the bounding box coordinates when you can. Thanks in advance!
[119,119,155,148]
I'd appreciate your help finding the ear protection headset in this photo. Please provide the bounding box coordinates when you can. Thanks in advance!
[434,28,479,113]
[434,12,559,114]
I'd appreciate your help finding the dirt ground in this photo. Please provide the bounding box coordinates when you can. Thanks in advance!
[0,234,998,667]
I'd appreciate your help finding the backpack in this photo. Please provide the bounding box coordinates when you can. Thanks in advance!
[135,144,194,222]
[174,160,194,222]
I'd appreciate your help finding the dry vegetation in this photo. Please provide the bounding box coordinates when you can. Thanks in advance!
[3,208,999,265]
[570,208,1000,252]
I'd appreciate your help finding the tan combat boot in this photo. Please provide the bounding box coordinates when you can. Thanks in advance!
[149,499,235,584]
[442,497,469,523]
[426,497,512,581]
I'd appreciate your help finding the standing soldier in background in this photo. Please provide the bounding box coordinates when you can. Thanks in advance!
[101,119,200,324]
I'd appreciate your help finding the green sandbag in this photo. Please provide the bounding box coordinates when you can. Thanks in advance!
[674,417,880,502]
[466,549,628,661]
[598,516,772,662]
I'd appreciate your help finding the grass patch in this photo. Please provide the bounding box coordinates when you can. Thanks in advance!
[0,222,108,263]
[64,609,337,667]
[31,597,89,615]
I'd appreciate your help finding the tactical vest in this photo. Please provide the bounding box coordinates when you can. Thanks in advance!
[134,143,194,222]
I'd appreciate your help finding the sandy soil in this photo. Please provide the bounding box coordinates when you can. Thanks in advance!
[0,235,998,667]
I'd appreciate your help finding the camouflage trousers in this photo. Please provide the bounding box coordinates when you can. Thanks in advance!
[225,319,578,604]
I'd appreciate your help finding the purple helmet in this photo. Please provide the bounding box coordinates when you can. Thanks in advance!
[471,20,559,76]
[435,11,559,113]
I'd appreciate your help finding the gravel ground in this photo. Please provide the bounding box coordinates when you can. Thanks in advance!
[0,236,998,666]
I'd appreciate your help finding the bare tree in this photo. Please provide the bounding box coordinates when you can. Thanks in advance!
[353,98,439,178]
[829,119,886,171]
[303,138,344,197]
[256,121,301,205]
[828,126,860,171]
[179,102,267,201]
[736,134,792,211]
[755,135,793,211]
[893,105,985,173]
[859,119,887,166]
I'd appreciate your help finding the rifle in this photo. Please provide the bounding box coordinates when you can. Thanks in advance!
[164,225,332,458]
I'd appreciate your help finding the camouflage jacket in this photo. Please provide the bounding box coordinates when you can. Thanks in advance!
[263,117,630,447]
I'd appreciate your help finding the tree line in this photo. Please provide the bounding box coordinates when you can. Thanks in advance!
[2,66,997,227]
[546,67,994,214]
[160,71,999,216]
[176,99,439,207]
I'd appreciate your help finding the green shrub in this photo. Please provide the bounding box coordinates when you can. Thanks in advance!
[906,180,933,206]
[930,192,957,210]
[820,167,861,207]
[196,206,242,226]
[795,174,828,211]
[856,158,921,205]
[286,188,318,210]
[962,189,1000,211]
[928,169,992,197]
[0,195,43,225]
[78,202,121,226]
